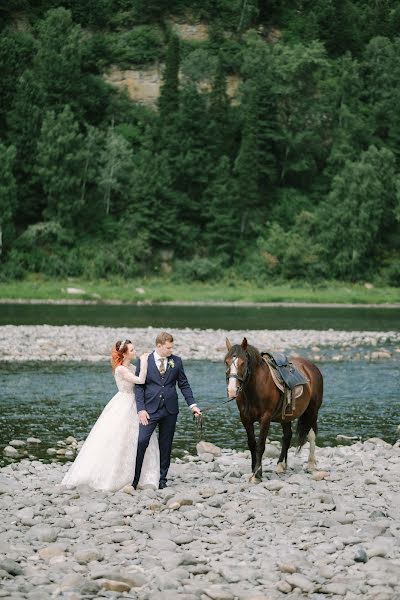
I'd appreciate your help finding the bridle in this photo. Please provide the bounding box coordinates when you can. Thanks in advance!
[193,350,250,442]
[225,353,250,399]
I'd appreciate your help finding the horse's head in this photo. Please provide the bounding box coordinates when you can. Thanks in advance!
[224,337,250,399]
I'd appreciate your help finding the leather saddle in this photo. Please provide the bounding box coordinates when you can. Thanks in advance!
[261,351,309,389]
[261,351,309,418]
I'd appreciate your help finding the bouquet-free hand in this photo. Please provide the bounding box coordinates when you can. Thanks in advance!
[138,410,150,425]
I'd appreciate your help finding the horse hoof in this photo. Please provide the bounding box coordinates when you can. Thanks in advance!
[249,475,261,484]
[276,462,286,474]
[306,462,317,472]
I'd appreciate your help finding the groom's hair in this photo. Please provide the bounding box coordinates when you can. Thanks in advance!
[156,332,174,345]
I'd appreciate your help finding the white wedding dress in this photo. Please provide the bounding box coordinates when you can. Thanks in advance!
[62,364,160,491]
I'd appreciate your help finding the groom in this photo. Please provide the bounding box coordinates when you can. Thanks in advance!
[133,331,201,489]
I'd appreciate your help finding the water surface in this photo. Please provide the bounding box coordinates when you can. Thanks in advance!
[1,359,398,466]
[1,303,399,330]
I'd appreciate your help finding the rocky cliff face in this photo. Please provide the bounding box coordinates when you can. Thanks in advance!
[104,66,240,105]
[104,20,240,106]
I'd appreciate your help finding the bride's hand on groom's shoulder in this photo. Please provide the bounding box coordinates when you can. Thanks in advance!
[140,352,150,362]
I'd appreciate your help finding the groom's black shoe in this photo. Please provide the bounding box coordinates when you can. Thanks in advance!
[158,480,167,489]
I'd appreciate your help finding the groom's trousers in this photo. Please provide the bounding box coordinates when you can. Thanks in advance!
[132,405,178,488]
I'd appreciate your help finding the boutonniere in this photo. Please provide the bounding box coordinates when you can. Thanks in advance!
[168,359,175,368]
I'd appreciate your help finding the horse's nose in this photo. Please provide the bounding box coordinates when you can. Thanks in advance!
[227,382,238,398]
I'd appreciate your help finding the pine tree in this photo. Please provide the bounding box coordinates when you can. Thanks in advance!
[209,56,231,156]
[7,69,46,226]
[203,156,239,257]
[0,143,16,257]
[35,106,86,228]
[158,34,180,123]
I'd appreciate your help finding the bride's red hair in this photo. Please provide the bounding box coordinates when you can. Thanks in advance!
[111,339,131,371]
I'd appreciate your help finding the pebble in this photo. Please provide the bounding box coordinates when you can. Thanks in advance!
[0,325,399,362]
[0,440,398,600]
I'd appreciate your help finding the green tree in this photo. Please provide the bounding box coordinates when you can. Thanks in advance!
[164,84,215,247]
[158,34,180,123]
[325,54,371,177]
[98,125,135,215]
[361,37,400,156]
[203,155,239,256]
[322,145,399,279]
[35,106,86,228]
[0,29,34,132]
[315,0,362,57]
[130,143,178,252]
[33,7,85,116]
[131,0,169,23]
[7,69,46,225]
[0,143,16,257]
[237,0,259,32]
[208,56,234,157]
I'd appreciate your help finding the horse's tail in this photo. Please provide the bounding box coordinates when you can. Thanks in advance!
[296,413,315,450]
[296,367,323,450]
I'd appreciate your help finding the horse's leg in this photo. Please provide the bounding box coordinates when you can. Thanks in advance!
[307,429,317,471]
[251,415,271,483]
[242,418,257,476]
[298,405,318,471]
[276,421,292,474]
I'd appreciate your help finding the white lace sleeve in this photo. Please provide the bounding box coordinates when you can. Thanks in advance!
[116,363,147,384]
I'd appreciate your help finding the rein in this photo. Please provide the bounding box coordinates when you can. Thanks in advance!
[193,352,251,442]
[193,397,235,442]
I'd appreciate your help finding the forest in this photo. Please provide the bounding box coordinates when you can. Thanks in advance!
[0,0,400,285]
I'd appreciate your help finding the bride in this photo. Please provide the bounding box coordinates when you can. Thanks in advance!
[62,339,160,491]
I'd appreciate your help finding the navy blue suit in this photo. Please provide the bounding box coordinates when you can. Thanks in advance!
[133,352,195,487]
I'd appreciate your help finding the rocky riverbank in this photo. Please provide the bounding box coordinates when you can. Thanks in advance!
[0,438,399,600]
[1,325,400,362]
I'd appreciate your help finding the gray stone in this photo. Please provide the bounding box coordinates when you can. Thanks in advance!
[8,440,26,448]
[323,582,348,595]
[27,524,59,542]
[276,580,292,593]
[90,569,147,588]
[0,559,23,576]
[3,446,19,457]
[285,573,314,593]
[74,548,103,564]
[196,442,222,457]
[354,547,368,563]
[38,544,66,560]
[203,585,235,600]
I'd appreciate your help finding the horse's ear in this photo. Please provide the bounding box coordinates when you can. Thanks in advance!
[241,337,248,350]
[226,337,232,351]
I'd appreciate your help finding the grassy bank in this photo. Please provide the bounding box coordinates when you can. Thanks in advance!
[0,277,399,304]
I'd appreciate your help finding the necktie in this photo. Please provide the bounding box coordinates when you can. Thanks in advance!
[159,358,166,376]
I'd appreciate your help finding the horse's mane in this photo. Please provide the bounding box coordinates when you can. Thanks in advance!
[226,343,263,369]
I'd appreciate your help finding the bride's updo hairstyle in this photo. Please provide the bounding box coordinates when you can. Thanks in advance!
[111,339,132,371]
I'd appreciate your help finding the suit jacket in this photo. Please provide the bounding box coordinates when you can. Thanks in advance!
[135,352,195,415]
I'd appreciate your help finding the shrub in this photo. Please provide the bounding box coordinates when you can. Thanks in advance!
[382,260,400,287]
[106,27,164,68]
[173,256,224,282]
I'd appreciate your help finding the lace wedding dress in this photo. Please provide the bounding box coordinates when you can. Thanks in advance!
[62,364,160,491]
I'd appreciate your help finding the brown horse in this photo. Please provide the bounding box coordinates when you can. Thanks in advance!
[225,337,323,482]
